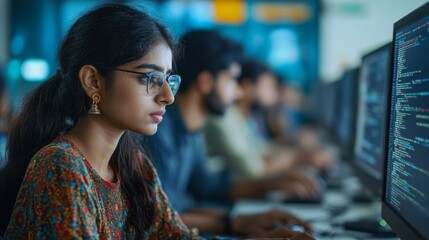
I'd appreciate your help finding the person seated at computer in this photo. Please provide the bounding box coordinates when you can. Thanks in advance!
[266,78,306,142]
[1,4,203,238]
[205,58,333,178]
[205,58,293,177]
[266,77,336,172]
[144,29,318,237]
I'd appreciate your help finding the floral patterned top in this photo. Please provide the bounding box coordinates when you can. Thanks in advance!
[4,136,200,239]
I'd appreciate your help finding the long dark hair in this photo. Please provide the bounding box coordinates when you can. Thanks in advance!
[0,4,175,237]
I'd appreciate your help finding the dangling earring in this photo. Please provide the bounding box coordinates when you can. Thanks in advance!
[88,93,101,115]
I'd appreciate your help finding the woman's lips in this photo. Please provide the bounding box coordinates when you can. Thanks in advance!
[150,111,165,123]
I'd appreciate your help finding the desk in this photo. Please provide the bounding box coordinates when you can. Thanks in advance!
[233,189,399,240]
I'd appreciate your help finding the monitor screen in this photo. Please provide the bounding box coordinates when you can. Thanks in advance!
[336,67,359,155]
[354,43,391,195]
[382,2,429,239]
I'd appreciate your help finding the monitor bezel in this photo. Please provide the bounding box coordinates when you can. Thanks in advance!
[319,79,342,141]
[353,42,392,198]
[334,67,359,160]
[381,2,429,240]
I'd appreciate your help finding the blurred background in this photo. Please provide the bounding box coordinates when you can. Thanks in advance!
[0,0,427,111]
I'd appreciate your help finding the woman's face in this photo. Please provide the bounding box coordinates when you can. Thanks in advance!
[100,41,174,135]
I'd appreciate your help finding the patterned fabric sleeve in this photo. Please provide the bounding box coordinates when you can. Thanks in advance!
[4,145,100,239]
[141,154,203,240]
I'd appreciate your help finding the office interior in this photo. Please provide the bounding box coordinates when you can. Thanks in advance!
[0,0,428,239]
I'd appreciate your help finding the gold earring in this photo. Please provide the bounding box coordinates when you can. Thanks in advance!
[88,93,101,115]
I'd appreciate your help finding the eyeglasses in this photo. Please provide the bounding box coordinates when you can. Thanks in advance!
[103,67,181,96]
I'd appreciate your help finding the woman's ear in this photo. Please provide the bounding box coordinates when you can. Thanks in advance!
[79,65,103,97]
[195,71,214,95]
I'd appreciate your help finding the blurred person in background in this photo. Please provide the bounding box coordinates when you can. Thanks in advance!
[267,78,305,141]
[205,58,332,183]
[234,58,334,172]
[144,29,315,238]
[205,58,306,177]
[267,76,336,172]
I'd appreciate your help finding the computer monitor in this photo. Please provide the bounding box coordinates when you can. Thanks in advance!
[321,80,341,134]
[342,44,396,237]
[354,43,392,196]
[335,67,359,158]
[382,2,429,239]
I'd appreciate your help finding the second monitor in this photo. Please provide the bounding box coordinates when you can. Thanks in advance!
[343,43,396,237]
[354,42,392,196]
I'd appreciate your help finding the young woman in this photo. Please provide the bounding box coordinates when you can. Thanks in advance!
[0,4,195,239]
[0,4,313,240]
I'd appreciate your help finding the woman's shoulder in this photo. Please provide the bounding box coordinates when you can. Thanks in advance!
[29,136,87,173]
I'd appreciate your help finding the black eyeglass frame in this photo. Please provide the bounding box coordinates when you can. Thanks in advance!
[100,66,181,96]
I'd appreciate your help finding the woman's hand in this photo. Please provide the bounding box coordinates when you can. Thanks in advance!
[231,210,312,237]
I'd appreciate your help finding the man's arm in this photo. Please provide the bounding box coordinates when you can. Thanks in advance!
[182,209,227,234]
[230,170,321,200]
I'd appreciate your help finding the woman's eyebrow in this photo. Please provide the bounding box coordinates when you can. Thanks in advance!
[134,63,172,73]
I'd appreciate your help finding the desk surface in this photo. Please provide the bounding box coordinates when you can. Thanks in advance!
[233,187,399,240]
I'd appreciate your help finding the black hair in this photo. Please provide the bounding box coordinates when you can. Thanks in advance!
[238,58,274,84]
[0,4,175,237]
[176,29,243,93]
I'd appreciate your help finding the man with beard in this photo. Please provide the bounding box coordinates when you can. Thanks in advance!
[144,30,318,238]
